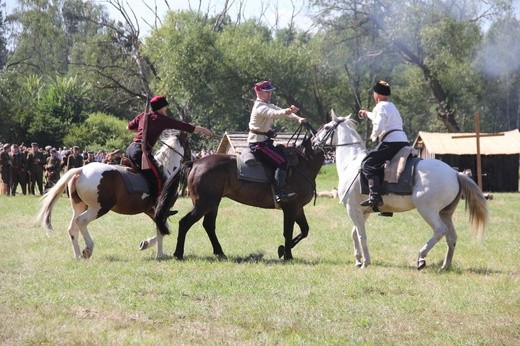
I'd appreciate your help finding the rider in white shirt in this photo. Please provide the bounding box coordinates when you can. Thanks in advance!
[358,81,409,207]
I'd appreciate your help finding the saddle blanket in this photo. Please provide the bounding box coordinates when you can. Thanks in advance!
[236,153,271,183]
[110,165,150,194]
[236,146,299,183]
[361,157,422,196]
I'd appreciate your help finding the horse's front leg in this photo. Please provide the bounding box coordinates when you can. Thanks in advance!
[351,226,363,268]
[347,207,371,268]
[278,207,298,260]
[278,207,309,258]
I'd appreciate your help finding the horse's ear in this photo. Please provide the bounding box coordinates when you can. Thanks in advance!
[330,109,338,121]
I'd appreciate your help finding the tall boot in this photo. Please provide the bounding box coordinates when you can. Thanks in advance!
[360,177,383,207]
[274,168,297,203]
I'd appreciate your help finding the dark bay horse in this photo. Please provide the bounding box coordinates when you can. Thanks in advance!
[154,123,325,260]
[36,131,188,259]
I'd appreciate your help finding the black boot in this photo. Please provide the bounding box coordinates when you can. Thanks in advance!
[360,177,383,207]
[274,168,297,203]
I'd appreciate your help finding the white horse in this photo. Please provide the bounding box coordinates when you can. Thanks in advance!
[36,130,186,260]
[312,111,488,270]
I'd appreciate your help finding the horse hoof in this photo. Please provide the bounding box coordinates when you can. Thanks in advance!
[417,259,426,270]
[82,248,92,259]
[173,253,184,260]
[139,240,149,251]
[278,245,285,259]
[355,261,363,268]
[215,253,228,260]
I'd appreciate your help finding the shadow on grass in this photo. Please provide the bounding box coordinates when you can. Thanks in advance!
[140,250,350,266]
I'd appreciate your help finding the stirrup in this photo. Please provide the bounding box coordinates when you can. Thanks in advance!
[275,190,297,203]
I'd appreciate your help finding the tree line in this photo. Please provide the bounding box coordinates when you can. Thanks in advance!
[0,0,518,151]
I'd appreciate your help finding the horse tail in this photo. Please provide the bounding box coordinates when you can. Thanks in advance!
[35,167,83,234]
[457,173,488,238]
[179,161,194,195]
[154,169,184,235]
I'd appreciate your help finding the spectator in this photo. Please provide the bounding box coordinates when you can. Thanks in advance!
[27,142,45,195]
[10,144,28,196]
[1,143,12,196]
[66,146,84,171]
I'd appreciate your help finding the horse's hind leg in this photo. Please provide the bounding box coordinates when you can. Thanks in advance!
[202,209,226,259]
[76,207,103,259]
[67,201,88,259]
[440,210,457,270]
[416,211,448,270]
[67,216,82,260]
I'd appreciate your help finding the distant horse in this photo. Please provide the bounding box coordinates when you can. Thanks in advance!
[36,130,187,260]
[312,112,488,270]
[154,123,325,260]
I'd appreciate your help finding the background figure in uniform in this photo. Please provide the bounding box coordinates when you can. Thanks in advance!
[27,142,45,195]
[44,148,61,190]
[10,144,28,196]
[66,146,84,171]
[247,80,306,203]
[1,143,12,196]
[358,80,410,207]
[126,95,213,201]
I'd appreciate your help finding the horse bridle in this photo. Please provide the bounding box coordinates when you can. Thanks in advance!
[158,138,185,162]
[316,118,363,148]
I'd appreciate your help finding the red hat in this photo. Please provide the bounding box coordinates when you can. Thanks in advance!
[254,81,276,92]
[150,96,169,111]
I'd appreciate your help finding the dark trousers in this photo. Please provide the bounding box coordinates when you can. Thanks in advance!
[361,141,409,179]
[29,168,44,195]
[11,169,27,195]
[126,142,162,197]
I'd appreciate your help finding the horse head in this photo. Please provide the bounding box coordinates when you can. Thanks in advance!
[312,110,365,150]
[154,130,188,178]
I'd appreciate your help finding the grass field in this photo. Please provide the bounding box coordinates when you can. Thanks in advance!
[1,165,519,345]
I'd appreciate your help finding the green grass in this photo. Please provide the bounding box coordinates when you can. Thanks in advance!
[1,166,519,345]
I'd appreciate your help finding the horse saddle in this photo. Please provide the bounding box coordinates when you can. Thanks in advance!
[110,164,150,194]
[361,147,422,196]
[236,146,298,183]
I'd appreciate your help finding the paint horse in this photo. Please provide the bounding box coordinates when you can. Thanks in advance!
[36,130,187,259]
[154,123,326,260]
[312,111,488,270]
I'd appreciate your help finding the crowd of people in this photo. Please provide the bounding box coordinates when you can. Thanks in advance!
[0,139,216,197]
[0,142,127,196]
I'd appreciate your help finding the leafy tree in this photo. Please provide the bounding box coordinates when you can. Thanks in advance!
[64,112,132,151]
[7,0,69,77]
[0,3,8,68]
[310,0,511,133]
[10,75,89,147]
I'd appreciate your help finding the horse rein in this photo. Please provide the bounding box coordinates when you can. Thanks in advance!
[316,119,363,149]
[158,139,185,161]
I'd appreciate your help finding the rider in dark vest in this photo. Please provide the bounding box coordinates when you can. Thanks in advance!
[358,81,410,207]
[247,80,306,204]
[125,95,213,199]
